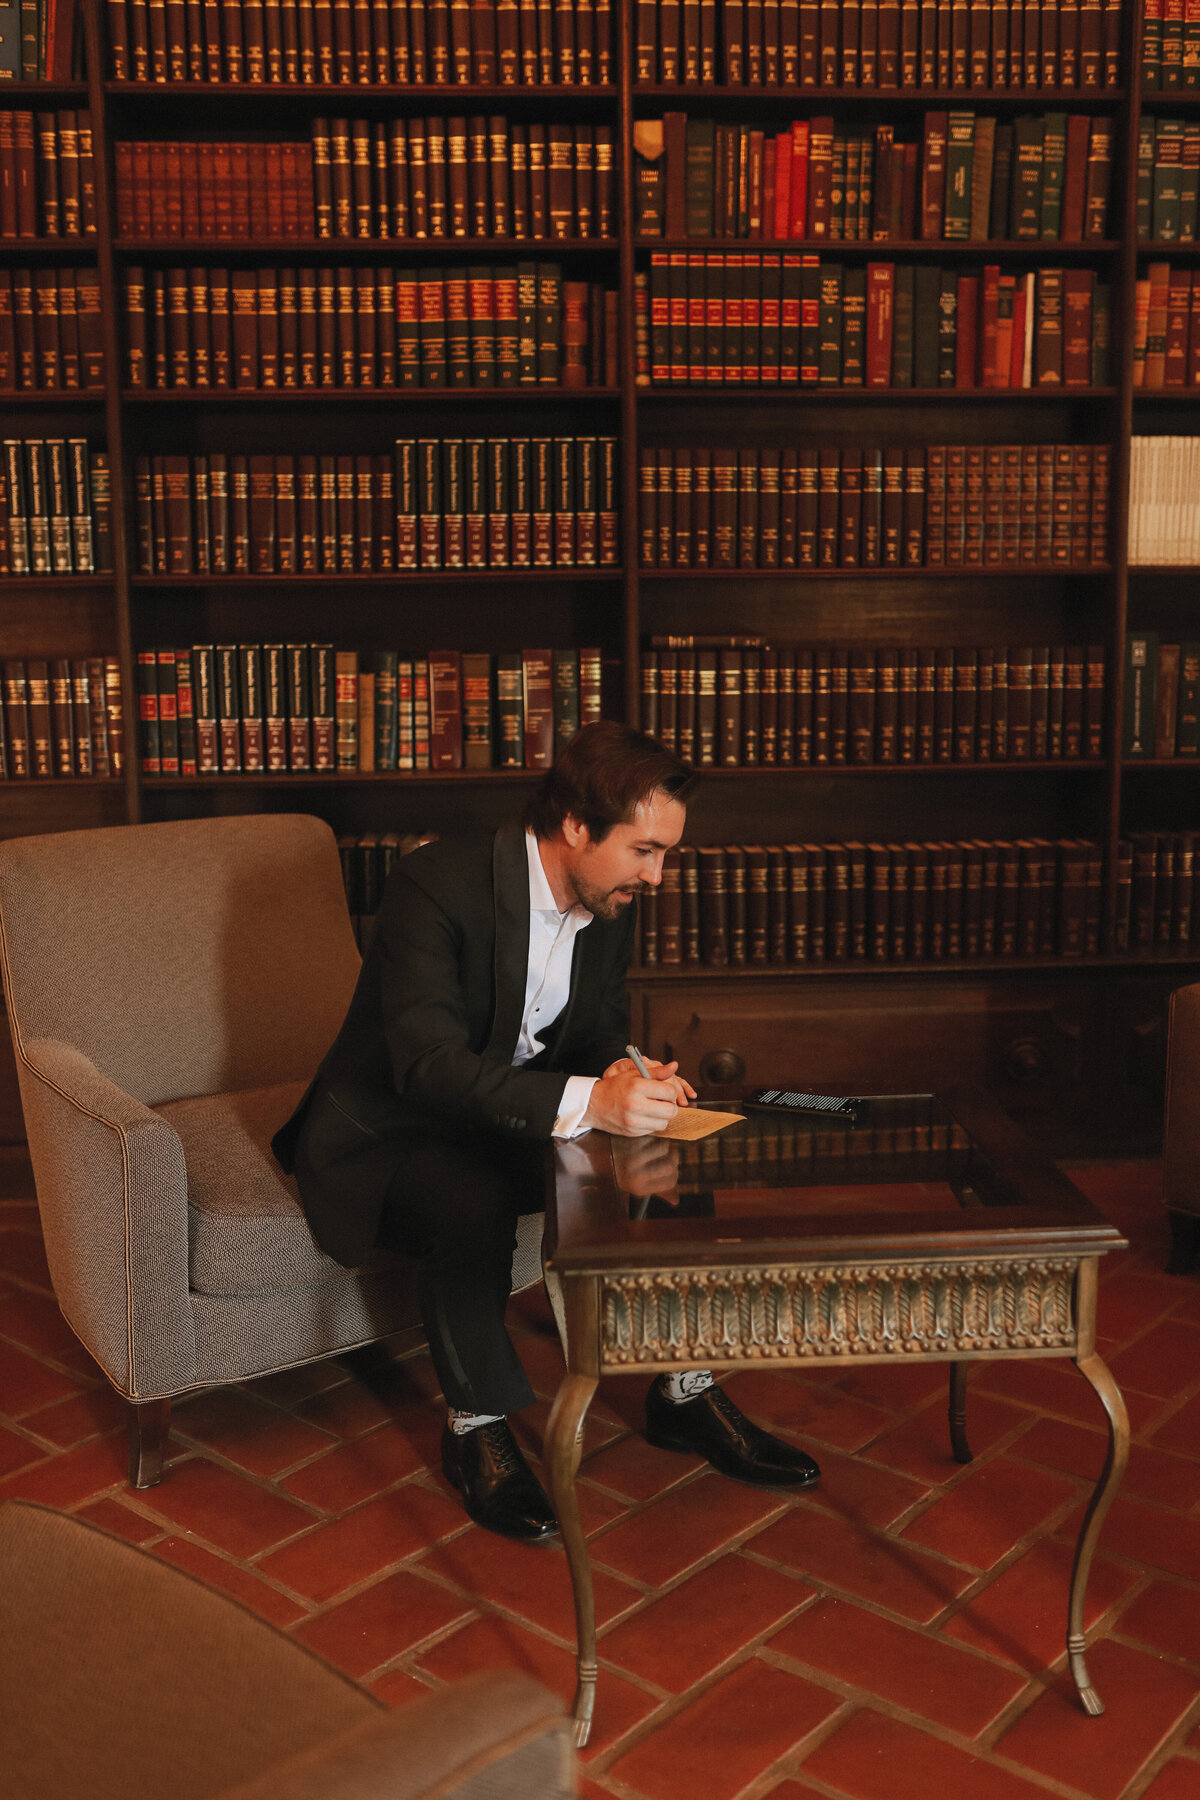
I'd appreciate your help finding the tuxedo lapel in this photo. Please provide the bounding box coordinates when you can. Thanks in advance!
[484,820,530,1062]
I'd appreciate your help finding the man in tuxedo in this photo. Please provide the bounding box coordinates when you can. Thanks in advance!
[275,721,819,1541]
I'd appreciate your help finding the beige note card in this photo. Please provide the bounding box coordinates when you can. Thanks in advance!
[655,1107,744,1141]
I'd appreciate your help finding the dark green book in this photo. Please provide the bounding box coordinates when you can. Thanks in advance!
[395,271,419,386]
[892,263,914,387]
[462,650,493,769]
[1153,119,1186,241]
[817,261,843,384]
[800,256,821,382]
[1177,643,1200,754]
[494,267,518,386]
[553,647,580,750]
[830,129,847,239]
[913,263,942,388]
[632,120,666,236]
[685,117,715,237]
[1122,632,1159,758]
[517,262,539,383]
[1011,116,1045,240]
[936,270,958,386]
[445,271,471,387]
[841,265,866,385]
[468,267,495,385]
[495,650,523,766]
[1144,1,1164,90]
[1039,113,1068,240]
[135,650,160,775]
[417,267,446,386]
[1137,115,1156,241]
[373,648,399,769]
[989,123,1013,243]
[944,111,975,240]
[1091,282,1111,386]
[1181,125,1200,240]
[536,262,560,384]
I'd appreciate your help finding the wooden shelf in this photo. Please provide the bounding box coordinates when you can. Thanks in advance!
[1139,240,1200,255]
[0,237,99,257]
[0,81,89,99]
[640,385,1116,402]
[1121,757,1200,769]
[628,946,1200,981]
[122,386,621,404]
[1127,564,1200,574]
[142,768,542,785]
[131,569,623,585]
[633,84,1126,107]
[638,238,1120,258]
[114,236,620,257]
[639,564,1111,579]
[0,390,106,406]
[0,777,123,788]
[690,759,1109,776]
[107,81,617,99]
[0,574,114,588]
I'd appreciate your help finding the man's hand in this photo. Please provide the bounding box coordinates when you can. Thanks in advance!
[584,1070,681,1137]
[601,1056,697,1107]
[610,1134,681,1198]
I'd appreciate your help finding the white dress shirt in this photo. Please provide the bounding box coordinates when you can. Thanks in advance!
[515,829,598,1138]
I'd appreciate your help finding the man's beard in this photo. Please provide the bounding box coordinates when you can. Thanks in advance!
[570,871,651,921]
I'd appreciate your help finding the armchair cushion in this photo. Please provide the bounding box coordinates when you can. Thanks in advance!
[159,1081,398,1296]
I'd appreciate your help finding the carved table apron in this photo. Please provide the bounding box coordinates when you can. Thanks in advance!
[543,1088,1129,1748]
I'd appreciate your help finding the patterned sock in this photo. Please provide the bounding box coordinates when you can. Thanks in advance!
[448,1409,504,1435]
[661,1370,715,1404]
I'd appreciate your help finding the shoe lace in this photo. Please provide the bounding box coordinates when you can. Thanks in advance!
[478,1418,523,1476]
[706,1385,747,1427]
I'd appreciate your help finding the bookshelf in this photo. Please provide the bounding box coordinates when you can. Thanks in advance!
[1,0,1197,1155]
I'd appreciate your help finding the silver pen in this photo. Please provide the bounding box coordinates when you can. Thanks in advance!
[625,1043,652,1078]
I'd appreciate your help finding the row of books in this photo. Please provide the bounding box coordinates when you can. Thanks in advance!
[634,0,1123,89]
[1127,437,1200,567]
[133,437,620,574]
[0,268,105,392]
[338,833,433,944]
[133,643,604,774]
[1133,263,1200,390]
[639,641,1107,765]
[638,441,1108,569]
[1143,4,1200,92]
[114,118,617,244]
[1136,118,1200,245]
[123,265,619,392]
[638,255,1109,388]
[635,837,1107,967]
[0,440,114,577]
[0,0,81,78]
[0,656,125,781]
[636,110,1113,243]
[1123,634,1200,761]
[0,111,97,240]
[107,0,614,85]
[1123,834,1200,948]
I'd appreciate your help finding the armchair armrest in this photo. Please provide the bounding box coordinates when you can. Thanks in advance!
[1164,983,1200,1218]
[219,1672,575,1800]
[15,1037,196,1396]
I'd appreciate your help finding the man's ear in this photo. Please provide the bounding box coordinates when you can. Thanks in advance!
[561,812,592,850]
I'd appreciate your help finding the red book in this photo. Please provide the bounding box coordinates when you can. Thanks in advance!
[772,133,792,239]
[979,264,1000,387]
[787,122,809,239]
[1063,268,1094,386]
[521,647,554,769]
[428,649,463,770]
[1009,277,1029,388]
[865,262,894,385]
[955,273,978,387]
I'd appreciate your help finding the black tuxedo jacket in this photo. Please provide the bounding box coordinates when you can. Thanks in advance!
[273,820,635,1266]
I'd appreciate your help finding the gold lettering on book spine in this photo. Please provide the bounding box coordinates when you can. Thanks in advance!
[600,1260,1078,1365]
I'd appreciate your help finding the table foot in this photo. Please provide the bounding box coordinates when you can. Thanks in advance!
[1067,1350,1130,1717]
[546,1372,599,1751]
[948,1361,973,1464]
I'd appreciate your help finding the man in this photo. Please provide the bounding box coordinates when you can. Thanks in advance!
[274,721,819,1542]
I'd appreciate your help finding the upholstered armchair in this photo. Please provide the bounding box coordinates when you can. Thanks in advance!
[1163,979,1200,1273]
[2,1500,576,1800]
[0,814,546,1485]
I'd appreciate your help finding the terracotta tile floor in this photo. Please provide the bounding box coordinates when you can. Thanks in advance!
[2,1160,1200,1800]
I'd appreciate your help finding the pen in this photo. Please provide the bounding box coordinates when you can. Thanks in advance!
[625,1043,652,1079]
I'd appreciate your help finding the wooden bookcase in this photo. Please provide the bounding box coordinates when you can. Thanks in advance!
[2,0,1197,1155]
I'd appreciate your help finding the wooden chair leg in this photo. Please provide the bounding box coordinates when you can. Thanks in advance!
[128,1398,171,1488]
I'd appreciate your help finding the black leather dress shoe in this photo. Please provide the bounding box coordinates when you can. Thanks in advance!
[441,1420,559,1543]
[644,1379,821,1488]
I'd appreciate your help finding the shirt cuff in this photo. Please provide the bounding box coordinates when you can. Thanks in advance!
[552,1076,597,1139]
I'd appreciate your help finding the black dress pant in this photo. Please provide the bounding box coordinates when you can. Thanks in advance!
[377,1130,548,1416]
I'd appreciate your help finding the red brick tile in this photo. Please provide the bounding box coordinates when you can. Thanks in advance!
[281,1425,430,1510]
[899,1458,1079,1570]
[942,1538,1139,1672]
[258,1483,466,1602]
[0,1421,42,1477]
[246,1360,352,1407]
[134,1457,317,1558]
[1107,1321,1200,1401]
[827,1362,949,1413]
[608,1660,841,1800]
[0,1283,100,1377]
[510,1397,627,1461]
[857,1393,1030,1486]
[298,1380,441,1446]
[589,1472,788,1588]
[172,1386,338,1476]
[1061,1494,1200,1580]
[0,1226,53,1289]
[770,1593,1026,1736]
[1138,1760,1200,1800]
[974,1358,1163,1435]
[996,1637,1200,1800]
[292,1569,475,1679]
[152,1535,307,1628]
[416,1532,641,1640]
[369,1669,432,1707]
[1115,1580,1200,1666]
[414,1615,659,1759]
[749,1504,976,1625]
[579,1432,705,1502]
[1094,1270,1192,1342]
[801,1446,930,1531]
[21,1384,131,1448]
[1012,1416,1200,1511]
[0,1432,126,1505]
[721,1369,894,1453]
[1148,1389,1200,1461]
[801,1709,1054,1800]
[1192,1724,1200,1753]
[599,1553,813,1692]
[0,1337,82,1414]
[71,1496,164,1544]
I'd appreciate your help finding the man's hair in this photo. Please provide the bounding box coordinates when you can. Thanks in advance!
[526,720,697,842]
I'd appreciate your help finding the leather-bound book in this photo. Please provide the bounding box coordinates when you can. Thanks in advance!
[427,0,451,79]
[521,647,554,768]
[840,448,862,564]
[426,117,448,239]
[428,650,463,769]
[849,647,876,763]
[441,437,465,568]
[461,651,492,770]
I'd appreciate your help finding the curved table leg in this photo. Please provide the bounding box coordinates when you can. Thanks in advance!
[1067,1351,1130,1717]
[948,1361,973,1465]
[546,1372,600,1748]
